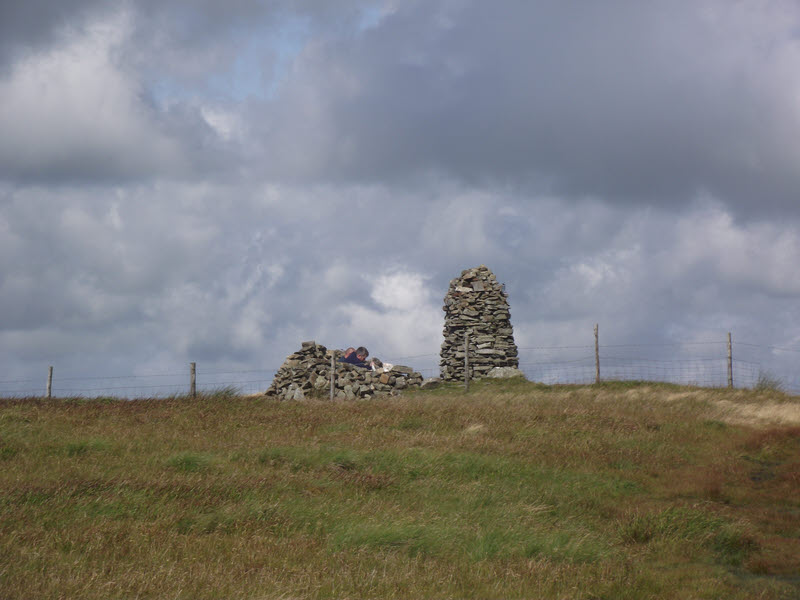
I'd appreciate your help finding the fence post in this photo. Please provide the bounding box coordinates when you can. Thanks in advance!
[190,362,196,398]
[330,353,335,401]
[46,366,53,399]
[464,332,470,392]
[727,332,733,388]
[594,324,600,384]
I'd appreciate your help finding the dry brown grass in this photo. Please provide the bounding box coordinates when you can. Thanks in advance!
[1,381,799,599]
[657,387,800,426]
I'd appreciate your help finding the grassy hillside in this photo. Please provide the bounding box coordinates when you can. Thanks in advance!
[1,380,799,599]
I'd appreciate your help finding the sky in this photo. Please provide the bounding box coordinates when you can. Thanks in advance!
[2,0,800,395]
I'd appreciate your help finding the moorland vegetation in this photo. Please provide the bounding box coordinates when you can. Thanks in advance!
[1,380,799,599]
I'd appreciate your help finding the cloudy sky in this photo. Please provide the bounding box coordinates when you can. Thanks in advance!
[2,0,800,394]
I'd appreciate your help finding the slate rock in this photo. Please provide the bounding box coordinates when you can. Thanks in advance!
[486,367,526,379]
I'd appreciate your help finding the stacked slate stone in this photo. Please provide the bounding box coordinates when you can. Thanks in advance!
[439,265,519,381]
[265,341,424,400]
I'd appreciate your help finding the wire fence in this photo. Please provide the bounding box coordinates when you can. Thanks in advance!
[0,370,277,399]
[519,356,761,388]
[0,335,796,399]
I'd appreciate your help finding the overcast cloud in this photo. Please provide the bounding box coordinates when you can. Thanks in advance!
[2,0,800,395]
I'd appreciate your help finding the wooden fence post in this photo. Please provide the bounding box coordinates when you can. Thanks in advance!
[464,332,470,392]
[190,362,196,398]
[727,332,733,388]
[47,366,53,399]
[594,324,600,384]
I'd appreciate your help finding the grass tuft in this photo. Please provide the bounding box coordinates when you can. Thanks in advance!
[200,385,240,400]
[755,371,786,393]
[166,452,211,472]
[0,445,18,460]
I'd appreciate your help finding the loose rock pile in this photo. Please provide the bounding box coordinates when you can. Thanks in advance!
[265,341,425,400]
[440,265,520,381]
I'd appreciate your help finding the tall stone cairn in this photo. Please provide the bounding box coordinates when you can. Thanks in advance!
[439,265,519,381]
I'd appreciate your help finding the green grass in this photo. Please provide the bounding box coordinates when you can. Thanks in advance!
[0,381,799,599]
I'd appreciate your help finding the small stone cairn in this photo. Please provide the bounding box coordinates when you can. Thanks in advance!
[265,341,425,400]
[440,265,520,381]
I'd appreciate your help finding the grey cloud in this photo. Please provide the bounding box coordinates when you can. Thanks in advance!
[0,0,109,70]
[0,24,244,184]
[0,0,312,68]
[0,0,383,184]
[122,0,384,94]
[7,1,798,212]
[251,1,800,216]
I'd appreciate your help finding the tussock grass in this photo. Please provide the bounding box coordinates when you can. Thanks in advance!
[1,382,799,599]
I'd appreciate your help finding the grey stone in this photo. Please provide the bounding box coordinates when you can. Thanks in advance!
[486,367,526,379]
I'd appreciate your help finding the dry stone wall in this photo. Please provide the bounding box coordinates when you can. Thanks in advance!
[440,265,519,381]
[265,341,425,400]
